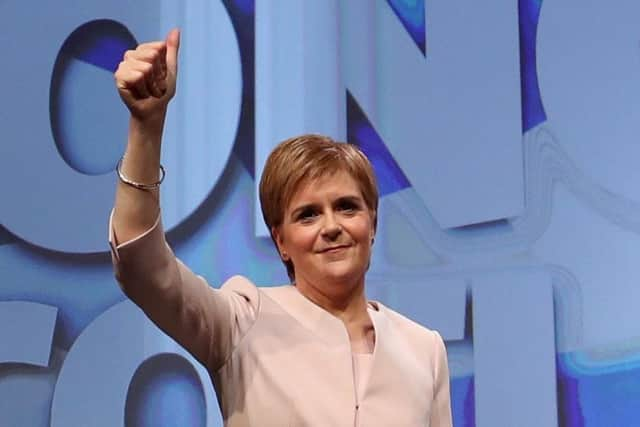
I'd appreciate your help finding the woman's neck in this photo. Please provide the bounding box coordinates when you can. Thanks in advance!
[295,277,375,353]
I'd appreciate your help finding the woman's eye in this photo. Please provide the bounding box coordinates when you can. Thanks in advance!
[297,208,317,221]
[338,201,359,213]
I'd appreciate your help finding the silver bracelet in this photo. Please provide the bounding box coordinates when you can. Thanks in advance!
[116,157,165,190]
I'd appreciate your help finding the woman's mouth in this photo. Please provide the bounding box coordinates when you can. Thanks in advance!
[320,244,350,253]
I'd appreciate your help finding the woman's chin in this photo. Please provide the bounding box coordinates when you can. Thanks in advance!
[319,266,365,287]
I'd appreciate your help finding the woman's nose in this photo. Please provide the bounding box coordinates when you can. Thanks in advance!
[321,212,342,240]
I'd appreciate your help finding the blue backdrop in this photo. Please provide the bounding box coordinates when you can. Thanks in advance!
[1,1,639,426]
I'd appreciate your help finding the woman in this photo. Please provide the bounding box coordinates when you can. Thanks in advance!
[111,29,452,426]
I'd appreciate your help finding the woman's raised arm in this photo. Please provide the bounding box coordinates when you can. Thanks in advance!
[112,29,180,242]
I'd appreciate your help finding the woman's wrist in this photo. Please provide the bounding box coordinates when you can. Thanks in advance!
[129,109,167,136]
[121,114,165,183]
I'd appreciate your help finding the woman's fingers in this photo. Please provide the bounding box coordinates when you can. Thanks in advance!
[151,48,168,95]
[115,60,148,99]
[136,45,167,97]
[156,44,168,80]
[165,29,180,82]
[116,43,168,99]
[113,30,179,117]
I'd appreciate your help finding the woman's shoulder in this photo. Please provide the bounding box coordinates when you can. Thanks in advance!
[220,275,289,291]
[220,274,258,291]
[219,275,263,306]
[219,276,294,309]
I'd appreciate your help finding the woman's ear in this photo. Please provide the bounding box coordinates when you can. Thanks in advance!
[369,210,377,245]
[272,227,289,261]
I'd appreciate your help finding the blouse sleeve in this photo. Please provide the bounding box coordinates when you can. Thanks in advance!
[109,211,259,371]
[430,330,453,427]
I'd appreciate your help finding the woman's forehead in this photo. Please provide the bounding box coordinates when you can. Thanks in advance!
[288,171,362,203]
[301,169,360,189]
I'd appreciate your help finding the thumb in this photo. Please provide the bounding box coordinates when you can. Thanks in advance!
[166,28,180,77]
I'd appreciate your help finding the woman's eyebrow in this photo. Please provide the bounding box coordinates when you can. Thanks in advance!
[334,195,363,204]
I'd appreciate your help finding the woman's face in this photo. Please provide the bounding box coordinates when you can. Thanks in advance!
[273,171,375,294]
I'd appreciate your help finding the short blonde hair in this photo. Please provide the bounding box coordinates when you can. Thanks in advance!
[259,134,378,280]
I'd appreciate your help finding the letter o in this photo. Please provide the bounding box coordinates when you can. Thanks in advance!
[0,0,241,253]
